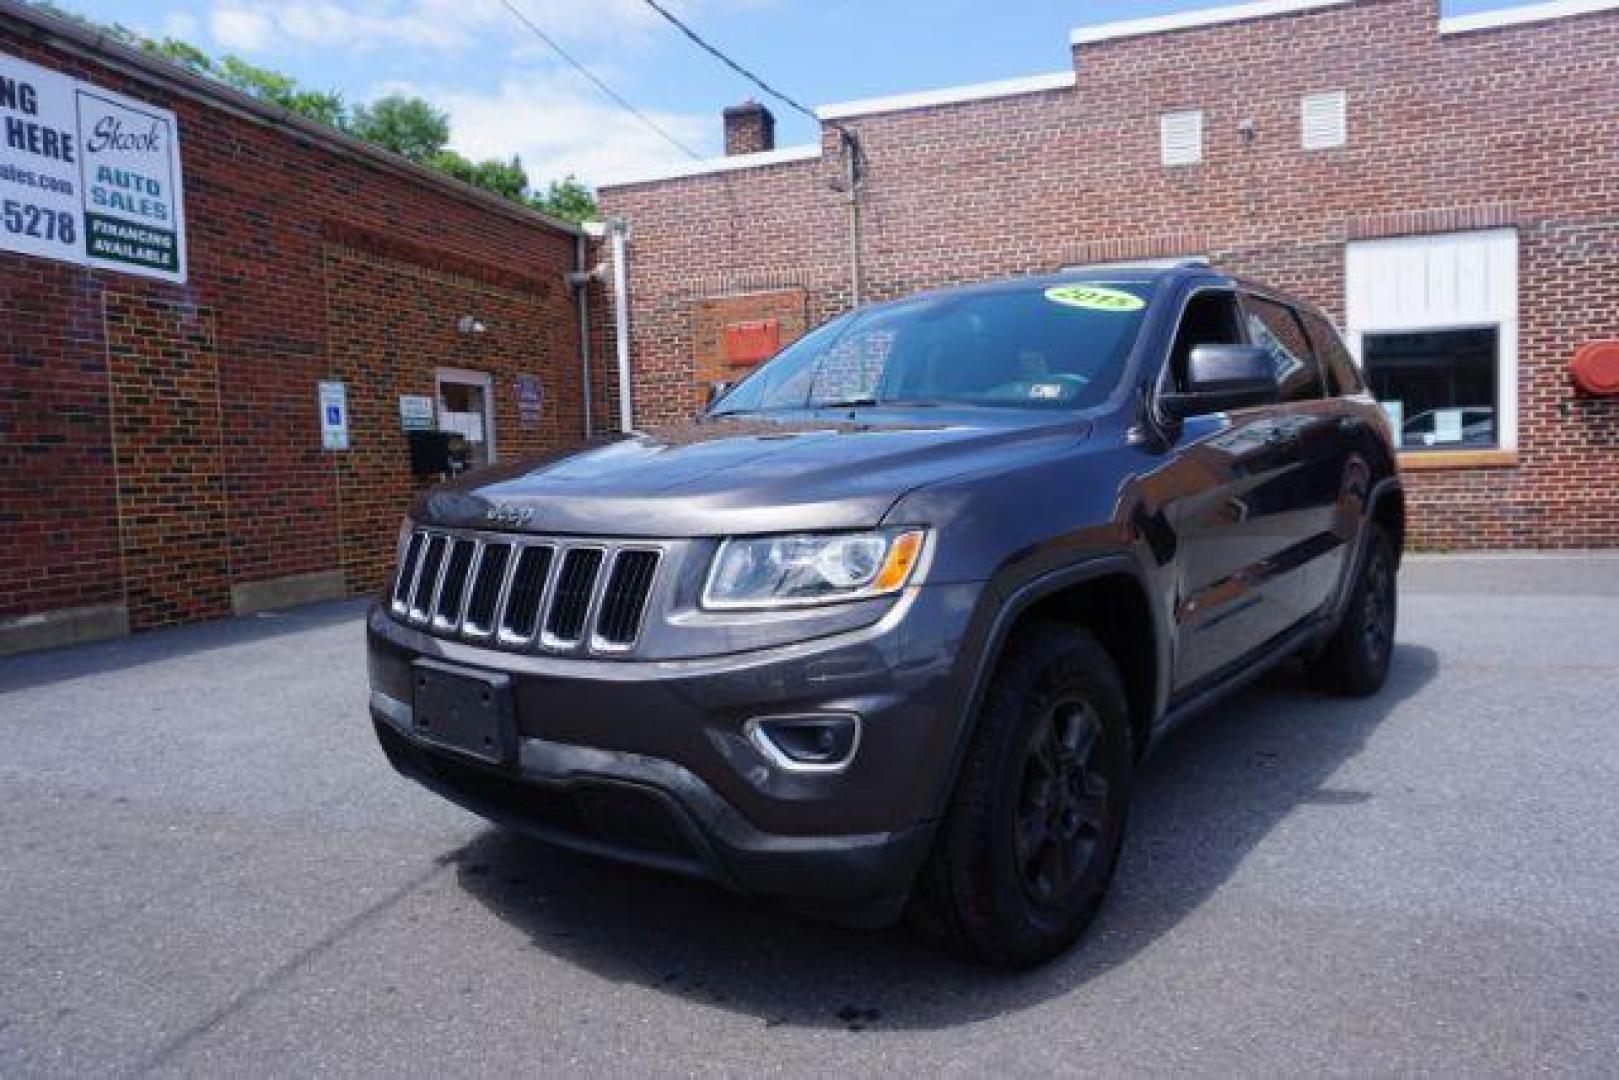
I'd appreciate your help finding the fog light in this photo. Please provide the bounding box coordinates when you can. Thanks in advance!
[745,714,861,773]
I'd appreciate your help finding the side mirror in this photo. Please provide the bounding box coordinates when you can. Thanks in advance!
[1160,344,1278,419]
[705,380,733,407]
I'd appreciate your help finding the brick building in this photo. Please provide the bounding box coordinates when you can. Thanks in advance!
[598,0,1619,551]
[1,1,606,654]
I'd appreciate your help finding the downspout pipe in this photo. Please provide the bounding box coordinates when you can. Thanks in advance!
[843,131,863,309]
[570,230,595,440]
[608,216,634,433]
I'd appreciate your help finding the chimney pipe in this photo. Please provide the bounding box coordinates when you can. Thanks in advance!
[722,101,775,156]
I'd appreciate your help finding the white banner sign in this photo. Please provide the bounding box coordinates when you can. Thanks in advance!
[1,50,187,283]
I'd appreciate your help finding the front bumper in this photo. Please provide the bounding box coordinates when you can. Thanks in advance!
[366,582,983,921]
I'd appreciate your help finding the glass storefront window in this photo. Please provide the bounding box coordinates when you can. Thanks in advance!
[1363,328,1498,450]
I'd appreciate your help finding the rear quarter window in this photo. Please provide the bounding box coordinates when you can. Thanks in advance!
[1243,294,1324,402]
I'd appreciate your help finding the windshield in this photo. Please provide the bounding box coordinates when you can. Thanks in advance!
[710,281,1154,415]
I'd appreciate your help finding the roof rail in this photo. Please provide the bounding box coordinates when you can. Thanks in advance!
[1060,257,1211,272]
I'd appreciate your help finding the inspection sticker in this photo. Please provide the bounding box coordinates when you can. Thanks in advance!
[1044,285,1145,312]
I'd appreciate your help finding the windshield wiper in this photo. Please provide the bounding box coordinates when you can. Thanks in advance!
[815,397,937,410]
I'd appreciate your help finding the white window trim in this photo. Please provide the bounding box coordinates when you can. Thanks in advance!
[1160,110,1204,166]
[435,366,498,463]
[1344,229,1519,452]
[1300,90,1347,150]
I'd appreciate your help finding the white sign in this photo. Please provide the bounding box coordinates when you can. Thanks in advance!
[399,394,435,431]
[439,410,485,444]
[1,51,187,282]
[319,381,349,451]
[1434,409,1464,445]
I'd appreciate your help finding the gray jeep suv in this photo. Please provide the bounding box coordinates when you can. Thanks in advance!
[367,265,1403,968]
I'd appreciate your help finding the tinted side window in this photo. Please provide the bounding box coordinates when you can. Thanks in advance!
[1167,290,1245,392]
[1243,295,1323,402]
[1300,310,1366,396]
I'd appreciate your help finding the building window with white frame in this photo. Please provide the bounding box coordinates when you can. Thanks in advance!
[1362,328,1498,448]
[436,367,496,469]
[1301,91,1347,150]
[1160,110,1203,166]
[1344,229,1518,453]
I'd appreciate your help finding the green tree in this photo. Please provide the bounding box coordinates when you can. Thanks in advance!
[29,0,595,218]
[529,176,598,224]
[144,38,215,77]
[349,95,451,164]
[431,151,530,202]
[215,56,346,127]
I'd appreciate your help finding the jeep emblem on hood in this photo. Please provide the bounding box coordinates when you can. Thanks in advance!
[485,504,533,527]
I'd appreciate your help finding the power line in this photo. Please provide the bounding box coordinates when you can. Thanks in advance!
[636,0,835,133]
[496,0,704,161]
[635,0,868,307]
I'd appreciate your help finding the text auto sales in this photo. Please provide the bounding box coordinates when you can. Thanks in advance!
[2,74,170,218]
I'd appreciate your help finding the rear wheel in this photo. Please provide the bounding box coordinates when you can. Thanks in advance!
[1306,525,1398,696]
[909,622,1132,969]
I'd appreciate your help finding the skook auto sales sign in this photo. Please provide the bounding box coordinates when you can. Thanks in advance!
[0,50,187,283]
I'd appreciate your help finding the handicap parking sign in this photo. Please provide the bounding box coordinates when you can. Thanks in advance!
[318,381,349,451]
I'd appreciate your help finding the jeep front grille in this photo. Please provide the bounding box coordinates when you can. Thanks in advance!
[391,529,662,654]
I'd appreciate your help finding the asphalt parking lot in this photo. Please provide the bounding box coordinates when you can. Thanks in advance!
[2,554,1617,1076]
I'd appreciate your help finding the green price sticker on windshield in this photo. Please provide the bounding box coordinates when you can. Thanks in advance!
[1044,285,1145,312]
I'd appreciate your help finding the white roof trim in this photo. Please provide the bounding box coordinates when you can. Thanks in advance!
[599,144,822,189]
[1070,0,1349,44]
[1439,0,1619,34]
[816,71,1076,121]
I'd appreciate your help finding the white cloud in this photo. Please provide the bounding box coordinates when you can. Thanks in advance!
[162,11,200,39]
[203,0,745,55]
[209,6,277,51]
[389,73,718,188]
[207,1,465,52]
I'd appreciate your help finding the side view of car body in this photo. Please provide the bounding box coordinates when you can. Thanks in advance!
[367,263,1403,967]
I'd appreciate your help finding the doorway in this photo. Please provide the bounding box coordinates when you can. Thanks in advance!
[436,367,496,469]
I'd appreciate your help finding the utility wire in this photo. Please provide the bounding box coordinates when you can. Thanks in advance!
[637,0,858,151]
[637,0,866,306]
[496,0,704,160]
[638,0,820,125]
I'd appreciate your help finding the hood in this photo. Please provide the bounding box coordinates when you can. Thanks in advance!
[416,410,1090,537]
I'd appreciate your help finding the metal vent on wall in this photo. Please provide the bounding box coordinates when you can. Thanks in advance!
[1160,109,1203,166]
[391,530,662,655]
[1301,91,1347,150]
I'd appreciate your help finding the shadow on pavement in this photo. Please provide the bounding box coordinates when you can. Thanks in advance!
[454,642,1438,1031]
[0,600,370,694]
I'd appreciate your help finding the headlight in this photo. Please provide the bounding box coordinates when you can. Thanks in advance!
[702,529,927,610]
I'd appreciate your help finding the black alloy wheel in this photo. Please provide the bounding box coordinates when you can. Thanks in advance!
[1016,696,1111,909]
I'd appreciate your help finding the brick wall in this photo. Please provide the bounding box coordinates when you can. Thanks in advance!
[722,102,775,156]
[690,287,806,410]
[599,0,1619,550]
[1,10,585,635]
[104,294,231,628]
[326,241,585,594]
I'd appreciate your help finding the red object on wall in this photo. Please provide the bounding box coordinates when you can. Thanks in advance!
[1570,341,1619,396]
[722,319,781,365]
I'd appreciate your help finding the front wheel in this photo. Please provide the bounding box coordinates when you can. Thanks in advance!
[1306,524,1398,696]
[909,622,1133,969]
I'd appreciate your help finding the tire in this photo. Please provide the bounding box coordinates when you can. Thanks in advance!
[1306,524,1398,697]
[909,621,1133,969]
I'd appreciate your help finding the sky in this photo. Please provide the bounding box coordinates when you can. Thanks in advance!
[65,0,1547,188]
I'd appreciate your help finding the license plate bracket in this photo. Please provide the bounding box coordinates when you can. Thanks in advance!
[411,659,516,767]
